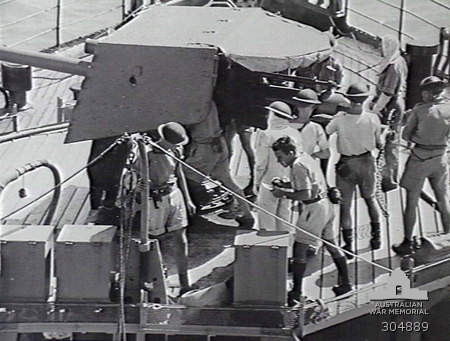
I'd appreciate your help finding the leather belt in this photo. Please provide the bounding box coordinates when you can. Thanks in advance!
[303,193,326,205]
[340,151,371,159]
[414,143,447,151]
[149,183,174,197]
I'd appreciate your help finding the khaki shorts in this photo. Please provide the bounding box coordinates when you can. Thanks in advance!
[336,153,376,200]
[145,186,188,236]
[294,199,336,247]
[400,152,449,194]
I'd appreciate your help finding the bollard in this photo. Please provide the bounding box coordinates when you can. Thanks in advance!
[405,41,439,109]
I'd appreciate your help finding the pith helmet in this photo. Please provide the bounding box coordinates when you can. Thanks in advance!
[321,92,351,108]
[292,89,322,105]
[265,101,295,119]
[158,122,189,146]
[343,83,370,102]
[419,76,447,90]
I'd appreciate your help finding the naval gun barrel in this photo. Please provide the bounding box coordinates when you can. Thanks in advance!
[0,46,91,76]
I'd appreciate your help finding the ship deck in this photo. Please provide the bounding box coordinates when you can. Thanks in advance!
[0,4,450,340]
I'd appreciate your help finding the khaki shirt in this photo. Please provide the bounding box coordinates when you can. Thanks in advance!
[326,111,381,156]
[290,153,326,198]
[403,98,450,158]
[376,58,408,111]
[291,121,329,156]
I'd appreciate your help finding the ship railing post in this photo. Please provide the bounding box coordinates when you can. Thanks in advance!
[56,0,62,47]
[12,104,19,132]
[398,0,405,46]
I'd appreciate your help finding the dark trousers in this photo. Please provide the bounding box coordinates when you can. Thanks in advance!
[381,104,403,186]
[87,137,129,209]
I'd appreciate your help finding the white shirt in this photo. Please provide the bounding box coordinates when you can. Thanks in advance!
[254,127,303,187]
[291,121,329,156]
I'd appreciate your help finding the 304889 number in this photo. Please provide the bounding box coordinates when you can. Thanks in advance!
[381,321,429,332]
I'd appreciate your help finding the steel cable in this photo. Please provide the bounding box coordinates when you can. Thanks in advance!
[0,134,128,221]
[144,136,393,273]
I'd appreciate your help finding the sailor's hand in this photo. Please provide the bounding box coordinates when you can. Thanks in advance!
[186,201,197,217]
[136,180,147,192]
[272,187,286,198]
[253,183,260,194]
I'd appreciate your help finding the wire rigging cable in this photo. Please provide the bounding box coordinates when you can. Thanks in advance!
[0,135,128,222]
[145,137,393,273]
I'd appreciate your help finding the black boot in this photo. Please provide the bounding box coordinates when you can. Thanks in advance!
[341,229,354,260]
[392,239,414,256]
[332,256,353,296]
[370,222,381,250]
[288,261,306,306]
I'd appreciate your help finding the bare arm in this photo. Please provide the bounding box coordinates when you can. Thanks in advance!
[254,132,270,189]
[402,109,418,142]
[175,149,196,215]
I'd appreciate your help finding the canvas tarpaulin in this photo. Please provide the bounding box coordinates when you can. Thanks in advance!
[103,6,332,72]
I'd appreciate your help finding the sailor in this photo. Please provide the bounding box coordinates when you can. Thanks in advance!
[134,122,196,295]
[223,119,256,198]
[253,101,303,231]
[326,84,383,257]
[183,101,254,228]
[271,136,352,305]
[292,35,343,92]
[393,76,450,255]
[289,88,330,178]
[88,136,130,225]
[369,35,408,192]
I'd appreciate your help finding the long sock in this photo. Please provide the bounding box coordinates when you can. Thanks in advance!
[370,222,381,236]
[178,273,189,290]
[342,229,353,245]
[292,261,307,294]
[333,256,350,286]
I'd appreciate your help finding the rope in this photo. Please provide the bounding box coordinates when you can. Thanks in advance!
[375,147,389,218]
[144,137,393,273]
[0,135,127,222]
[116,164,136,341]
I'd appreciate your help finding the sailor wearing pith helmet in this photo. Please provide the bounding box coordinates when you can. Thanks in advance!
[253,101,302,232]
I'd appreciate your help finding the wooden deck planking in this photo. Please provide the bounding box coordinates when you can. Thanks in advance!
[348,0,448,46]
[0,131,92,221]
[9,185,89,227]
[0,133,60,217]
[49,184,78,227]
[55,186,90,229]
